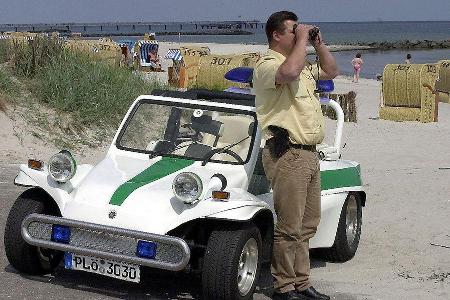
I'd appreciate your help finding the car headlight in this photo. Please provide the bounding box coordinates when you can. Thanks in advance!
[48,150,77,183]
[172,172,203,204]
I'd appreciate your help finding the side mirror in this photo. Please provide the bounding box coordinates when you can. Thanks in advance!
[224,67,254,84]
[316,80,334,93]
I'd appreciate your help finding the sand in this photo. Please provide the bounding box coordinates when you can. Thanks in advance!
[1,42,449,299]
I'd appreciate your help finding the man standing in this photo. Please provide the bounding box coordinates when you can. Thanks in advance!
[253,11,338,300]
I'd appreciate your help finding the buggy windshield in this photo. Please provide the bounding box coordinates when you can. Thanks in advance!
[117,100,256,164]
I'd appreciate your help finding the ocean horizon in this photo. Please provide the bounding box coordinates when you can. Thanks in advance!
[2,20,449,44]
[154,21,450,44]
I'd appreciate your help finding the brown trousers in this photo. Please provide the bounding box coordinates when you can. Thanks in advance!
[262,146,321,293]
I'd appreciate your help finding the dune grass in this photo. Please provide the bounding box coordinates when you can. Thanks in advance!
[3,36,165,147]
[0,67,19,97]
[33,50,162,129]
[8,35,63,77]
[0,66,20,111]
[0,40,8,63]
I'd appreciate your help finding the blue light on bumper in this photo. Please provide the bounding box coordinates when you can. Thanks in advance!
[136,240,157,259]
[51,225,71,244]
[64,252,73,269]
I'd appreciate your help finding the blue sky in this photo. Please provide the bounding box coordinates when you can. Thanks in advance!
[0,0,449,24]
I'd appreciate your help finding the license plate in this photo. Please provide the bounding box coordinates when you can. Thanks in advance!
[65,253,140,283]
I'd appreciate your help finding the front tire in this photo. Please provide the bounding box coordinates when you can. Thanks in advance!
[317,193,362,262]
[4,188,63,275]
[202,224,262,300]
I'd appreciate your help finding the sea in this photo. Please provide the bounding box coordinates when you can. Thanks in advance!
[3,21,448,79]
[116,21,450,79]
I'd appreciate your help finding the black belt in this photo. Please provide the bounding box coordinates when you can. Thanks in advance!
[288,142,316,152]
[266,138,316,152]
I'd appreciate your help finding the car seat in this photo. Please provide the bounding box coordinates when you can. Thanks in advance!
[202,115,254,162]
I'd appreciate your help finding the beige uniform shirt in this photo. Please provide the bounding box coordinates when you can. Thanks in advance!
[253,49,325,145]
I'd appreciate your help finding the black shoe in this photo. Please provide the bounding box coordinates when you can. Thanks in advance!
[273,290,303,300]
[296,286,330,300]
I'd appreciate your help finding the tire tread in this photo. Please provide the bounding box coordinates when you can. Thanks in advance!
[202,224,261,300]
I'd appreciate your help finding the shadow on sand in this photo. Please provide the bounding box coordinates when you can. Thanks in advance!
[4,257,328,299]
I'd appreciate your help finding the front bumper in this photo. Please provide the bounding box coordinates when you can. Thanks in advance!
[21,214,190,271]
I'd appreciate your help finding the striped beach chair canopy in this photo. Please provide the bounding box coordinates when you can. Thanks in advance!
[117,40,135,50]
[164,49,183,61]
[138,40,159,67]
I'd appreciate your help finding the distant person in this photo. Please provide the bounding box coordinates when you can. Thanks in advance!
[147,48,161,70]
[405,53,412,64]
[351,53,363,83]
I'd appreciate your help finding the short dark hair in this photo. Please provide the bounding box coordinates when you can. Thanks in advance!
[265,11,298,43]
[356,53,362,58]
[406,53,411,59]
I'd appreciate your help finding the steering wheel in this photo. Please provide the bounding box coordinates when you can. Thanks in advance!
[201,148,244,165]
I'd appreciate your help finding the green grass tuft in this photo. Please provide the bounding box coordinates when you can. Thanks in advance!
[33,50,164,129]
[0,40,8,63]
[0,67,20,98]
[9,35,63,77]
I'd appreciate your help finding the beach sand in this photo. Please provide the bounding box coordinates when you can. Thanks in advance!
[1,43,449,299]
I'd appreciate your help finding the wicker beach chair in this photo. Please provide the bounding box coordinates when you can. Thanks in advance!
[165,49,184,86]
[137,40,161,71]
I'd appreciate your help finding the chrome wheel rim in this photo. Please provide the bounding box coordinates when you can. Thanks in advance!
[237,238,258,296]
[345,195,359,245]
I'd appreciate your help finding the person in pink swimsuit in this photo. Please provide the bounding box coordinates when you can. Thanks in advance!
[351,53,363,83]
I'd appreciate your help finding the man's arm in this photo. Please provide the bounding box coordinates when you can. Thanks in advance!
[314,36,339,80]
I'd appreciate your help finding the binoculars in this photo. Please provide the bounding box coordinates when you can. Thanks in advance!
[292,24,320,41]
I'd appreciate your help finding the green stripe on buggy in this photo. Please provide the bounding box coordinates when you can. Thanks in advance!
[109,157,194,206]
[321,166,361,191]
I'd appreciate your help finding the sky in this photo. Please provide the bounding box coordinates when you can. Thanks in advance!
[0,0,449,24]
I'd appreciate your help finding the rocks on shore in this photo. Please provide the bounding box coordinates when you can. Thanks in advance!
[354,39,450,50]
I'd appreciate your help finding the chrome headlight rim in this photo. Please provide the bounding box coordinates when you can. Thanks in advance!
[172,172,203,204]
[47,150,77,183]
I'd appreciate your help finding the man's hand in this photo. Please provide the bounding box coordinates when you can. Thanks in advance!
[311,30,324,48]
[294,24,316,44]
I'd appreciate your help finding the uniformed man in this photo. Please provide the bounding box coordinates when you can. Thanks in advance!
[253,11,338,300]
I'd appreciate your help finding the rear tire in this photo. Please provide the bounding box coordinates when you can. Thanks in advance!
[4,188,63,275]
[317,193,362,262]
[202,224,262,300]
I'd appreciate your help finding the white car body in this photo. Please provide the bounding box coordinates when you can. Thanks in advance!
[16,94,365,251]
[9,88,365,300]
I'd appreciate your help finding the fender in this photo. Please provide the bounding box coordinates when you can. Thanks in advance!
[206,191,358,249]
[14,163,94,212]
[310,191,348,248]
[206,204,272,221]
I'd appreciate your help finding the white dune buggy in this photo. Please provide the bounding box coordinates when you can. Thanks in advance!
[5,82,365,299]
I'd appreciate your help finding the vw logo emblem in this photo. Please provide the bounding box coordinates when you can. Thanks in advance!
[108,210,117,219]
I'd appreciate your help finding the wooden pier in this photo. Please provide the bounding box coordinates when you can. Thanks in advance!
[0,21,264,36]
